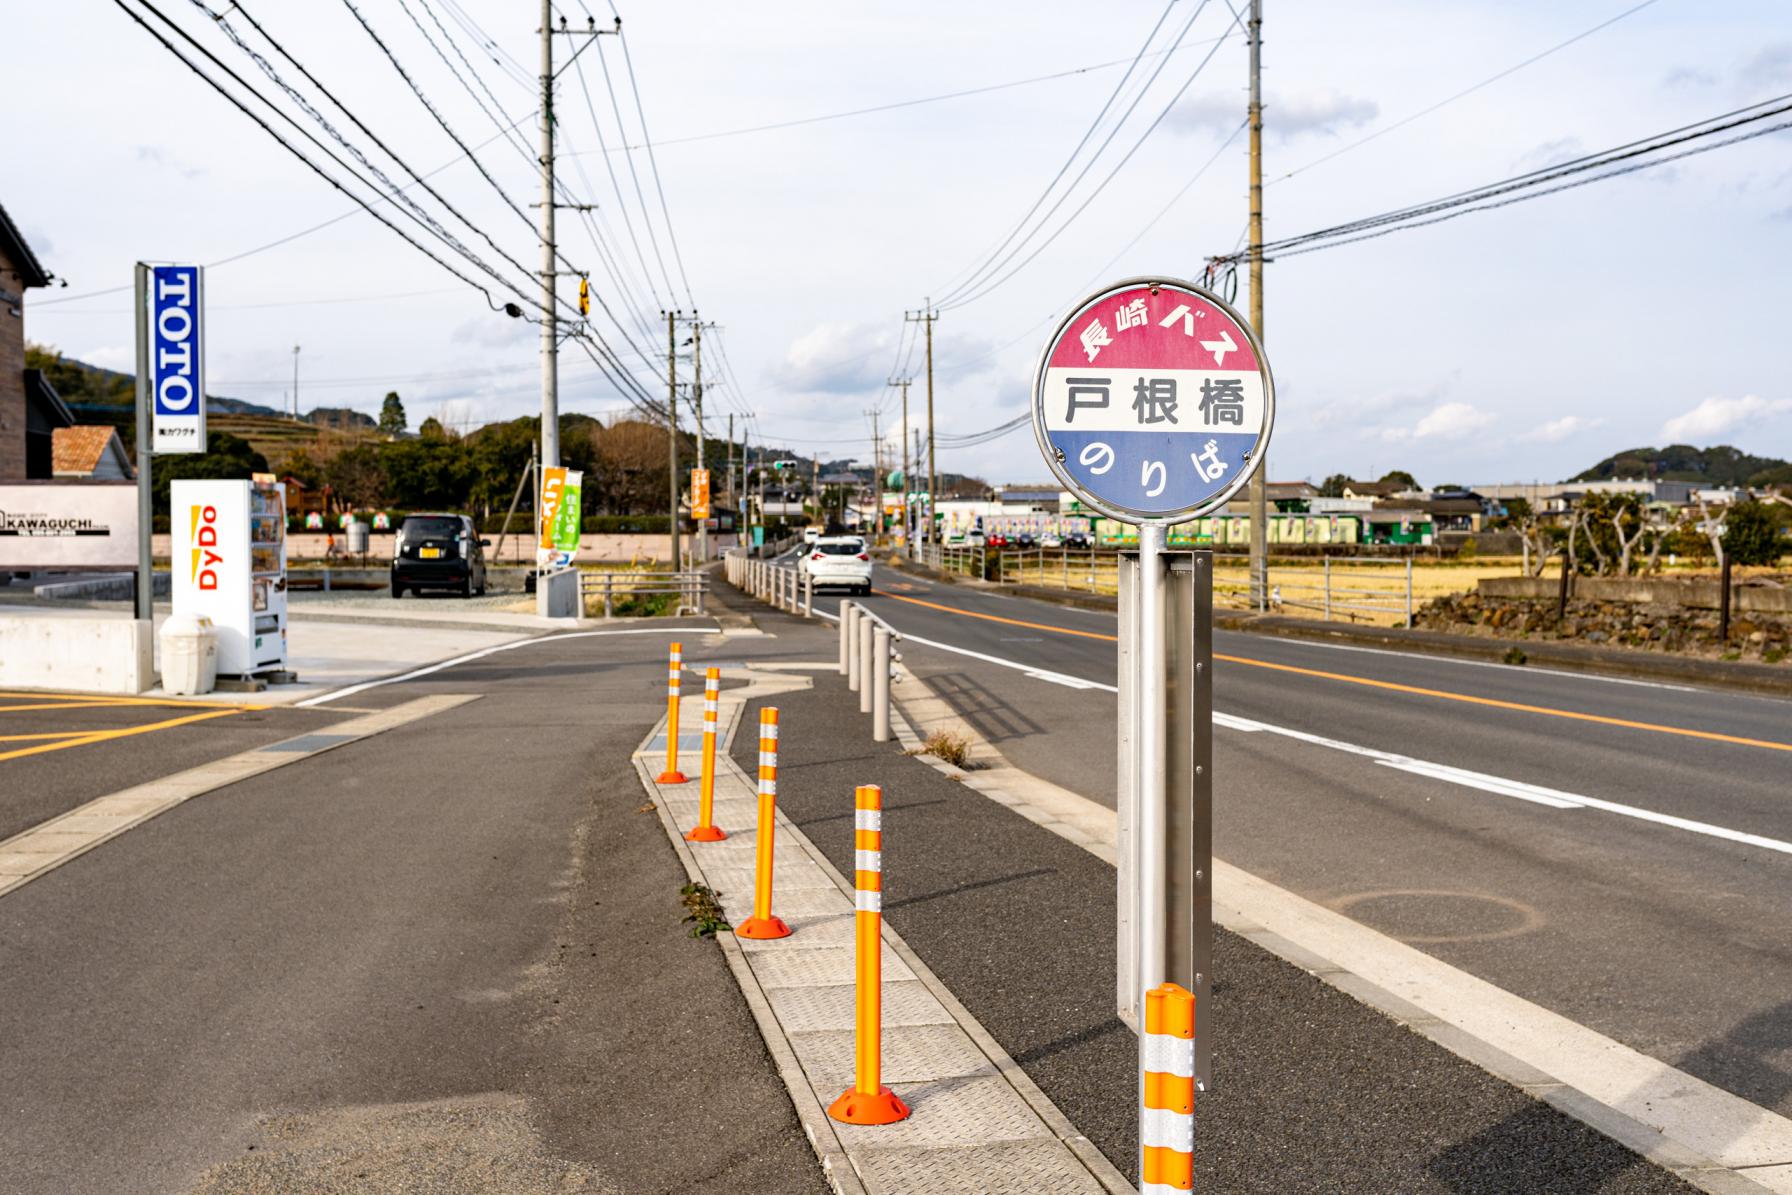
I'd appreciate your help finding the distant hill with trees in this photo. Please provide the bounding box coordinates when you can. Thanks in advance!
[1571,444,1792,487]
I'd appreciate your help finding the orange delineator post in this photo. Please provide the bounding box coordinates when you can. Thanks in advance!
[685,668,726,842]
[828,784,911,1125]
[1141,982,1196,1194]
[656,642,688,784]
[734,707,791,939]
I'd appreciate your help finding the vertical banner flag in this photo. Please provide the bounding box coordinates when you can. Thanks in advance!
[553,470,583,561]
[690,467,711,519]
[148,265,205,453]
[537,465,567,566]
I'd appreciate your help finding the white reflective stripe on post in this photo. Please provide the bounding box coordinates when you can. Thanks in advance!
[761,723,779,742]
[1144,1032,1195,1078]
[704,700,719,715]
[855,809,882,832]
[855,890,882,913]
[1141,1106,1194,1153]
[854,849,881,873]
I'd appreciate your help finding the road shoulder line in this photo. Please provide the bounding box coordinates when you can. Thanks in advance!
[886,672,1792,1195]
[0,694,478,900]
[632,666,1130,1195]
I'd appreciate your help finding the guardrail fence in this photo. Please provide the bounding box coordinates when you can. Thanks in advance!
[580,569,708,618]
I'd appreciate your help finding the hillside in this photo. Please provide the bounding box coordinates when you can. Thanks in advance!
[1571,444,1792,487]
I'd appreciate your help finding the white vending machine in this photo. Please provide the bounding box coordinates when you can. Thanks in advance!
[170,477,289,678]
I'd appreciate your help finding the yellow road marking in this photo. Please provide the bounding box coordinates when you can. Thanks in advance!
[0,691,263,710]
[0,732,94,743]
[871,588,1792,754]
[0,709,244,763]
[0,701,154,714]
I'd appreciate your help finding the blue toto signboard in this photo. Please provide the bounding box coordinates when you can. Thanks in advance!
[1032,277,1272,524]
[148,264,205,454]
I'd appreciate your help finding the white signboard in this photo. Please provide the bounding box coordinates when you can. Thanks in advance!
[147,264,206,454]
[0,483,139,568]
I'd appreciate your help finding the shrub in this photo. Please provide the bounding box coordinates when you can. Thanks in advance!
[923,729,973,768]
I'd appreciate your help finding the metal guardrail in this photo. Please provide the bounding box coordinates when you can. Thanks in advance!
[579,569,708,618]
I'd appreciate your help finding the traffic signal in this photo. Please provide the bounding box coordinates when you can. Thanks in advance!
[578,276,590,317]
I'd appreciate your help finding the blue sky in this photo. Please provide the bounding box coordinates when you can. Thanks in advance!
[8,0,1790,487]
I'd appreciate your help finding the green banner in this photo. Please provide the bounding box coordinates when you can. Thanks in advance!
[552,469,582,556]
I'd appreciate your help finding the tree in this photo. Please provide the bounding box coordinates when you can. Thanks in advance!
[325,442,387,508]
[418,416,448,440]
[1378,470,1418,490]
[1319,473,1351,498]
[378,391,407,436]
[1723,500,1783,566]
[151,431,268,516]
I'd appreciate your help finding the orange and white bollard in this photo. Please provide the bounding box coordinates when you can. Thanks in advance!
[656,642,688,784]
[684,668,726,842]
[1141,982,1196,1194]
[829,784,911,1125]
[734,708,791,939]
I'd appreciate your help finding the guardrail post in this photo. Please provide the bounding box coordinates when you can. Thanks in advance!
[735,707,792,939]
[839,600,853,675]
[604,573,614,619]
[829,783,910,1125]
[656,642,688,784]
[1405,557,1414,628]
[685,668,726,842]
[1142,982,1196,1194]
[872,627,892,743]
[859,613,875,716]
[1323,558,1331,622]
[846,604,862,692]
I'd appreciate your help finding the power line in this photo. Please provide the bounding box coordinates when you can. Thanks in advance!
[941,0,1247,311]
[110,0,511,313]
[610,28,696,307]
[1211,93,1792,263]
[568,49,667,313]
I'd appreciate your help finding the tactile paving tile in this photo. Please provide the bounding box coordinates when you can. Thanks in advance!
[744,944,915,989]
[829,1072,1052,1152]
[698,841,817,865]
[719,886,844,919]
[701,866,840,895]
[853,1137,1110,1195]
[790,1023,992,1089]
[734,912,861,953]
[766,980,952,1032]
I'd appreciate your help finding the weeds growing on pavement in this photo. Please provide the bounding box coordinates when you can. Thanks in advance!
[680,883,730,939]
[923,730,973,769]
[1502,646,1527,665]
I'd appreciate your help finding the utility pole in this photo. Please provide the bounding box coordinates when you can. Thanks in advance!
[862,407,881,539]
[891,377,912,555]
[726,412,735,511]
[691,312,706,566]
[1246,0,1268,610]
[291,344,300,420]
[905,303,937,544]
[666,309,681,568]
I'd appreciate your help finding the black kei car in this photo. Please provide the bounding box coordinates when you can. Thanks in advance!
[391,513,489,598]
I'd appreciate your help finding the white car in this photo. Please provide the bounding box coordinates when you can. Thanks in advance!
[802,535,872,594]
[803,526,820,546]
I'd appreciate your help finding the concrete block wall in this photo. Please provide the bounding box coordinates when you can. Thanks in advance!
[0,615,154,693]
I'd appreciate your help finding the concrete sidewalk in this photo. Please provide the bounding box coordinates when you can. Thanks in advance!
[635,661,1129,1195]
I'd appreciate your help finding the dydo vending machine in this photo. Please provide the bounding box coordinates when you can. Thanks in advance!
[170,476,289,678]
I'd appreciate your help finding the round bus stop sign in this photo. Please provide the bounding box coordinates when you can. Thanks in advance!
[1032,277,1273,523]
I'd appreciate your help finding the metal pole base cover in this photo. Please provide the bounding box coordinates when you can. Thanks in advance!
[734,914,792,940]
[828,1086,911,1126]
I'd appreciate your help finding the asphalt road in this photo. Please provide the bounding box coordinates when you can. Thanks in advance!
[787,551,1792,1120]
[723,604,1697,1193]
[0,624,827,1195]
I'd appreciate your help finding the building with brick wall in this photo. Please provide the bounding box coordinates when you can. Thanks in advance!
[1,203,72,480]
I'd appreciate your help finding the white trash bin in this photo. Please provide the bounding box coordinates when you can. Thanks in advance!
[159,614,218,696]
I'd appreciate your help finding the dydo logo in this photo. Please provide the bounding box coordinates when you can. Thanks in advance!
[188,504,222,590]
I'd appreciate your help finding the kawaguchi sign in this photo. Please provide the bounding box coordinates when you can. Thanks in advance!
[0,483,139,569]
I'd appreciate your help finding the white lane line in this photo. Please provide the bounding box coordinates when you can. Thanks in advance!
[882,635,1792,859]
[296,625,713,706]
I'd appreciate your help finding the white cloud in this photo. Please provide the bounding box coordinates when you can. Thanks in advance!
[1383,401,1494,443]
[1521,415,1604,443]
[774,322,896,395]
[1740,43,1792,89]
[1513,137,1584,172]
[452,313,533,350]
[1173,89,1378,140]
[1659,395,1792,443]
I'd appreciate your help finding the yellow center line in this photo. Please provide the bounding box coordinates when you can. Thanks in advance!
[0,691,264,710]
[0,701,160,714]
[870,588,1792,754]
[0,731,96,742]
[0,709,244,764]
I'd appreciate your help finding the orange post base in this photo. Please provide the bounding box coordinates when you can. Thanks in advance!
[734,914,792,940]
[656,770,688,784]
[684,824,727,842]
[829,1085,911,1126]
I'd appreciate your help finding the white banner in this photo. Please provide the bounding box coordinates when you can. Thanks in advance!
[0,483,139,569]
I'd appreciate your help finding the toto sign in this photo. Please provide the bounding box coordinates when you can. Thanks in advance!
[148,264,205,454]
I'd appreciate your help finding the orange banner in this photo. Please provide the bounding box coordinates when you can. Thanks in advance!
[691,467,711,519]
[538,466,567,550]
